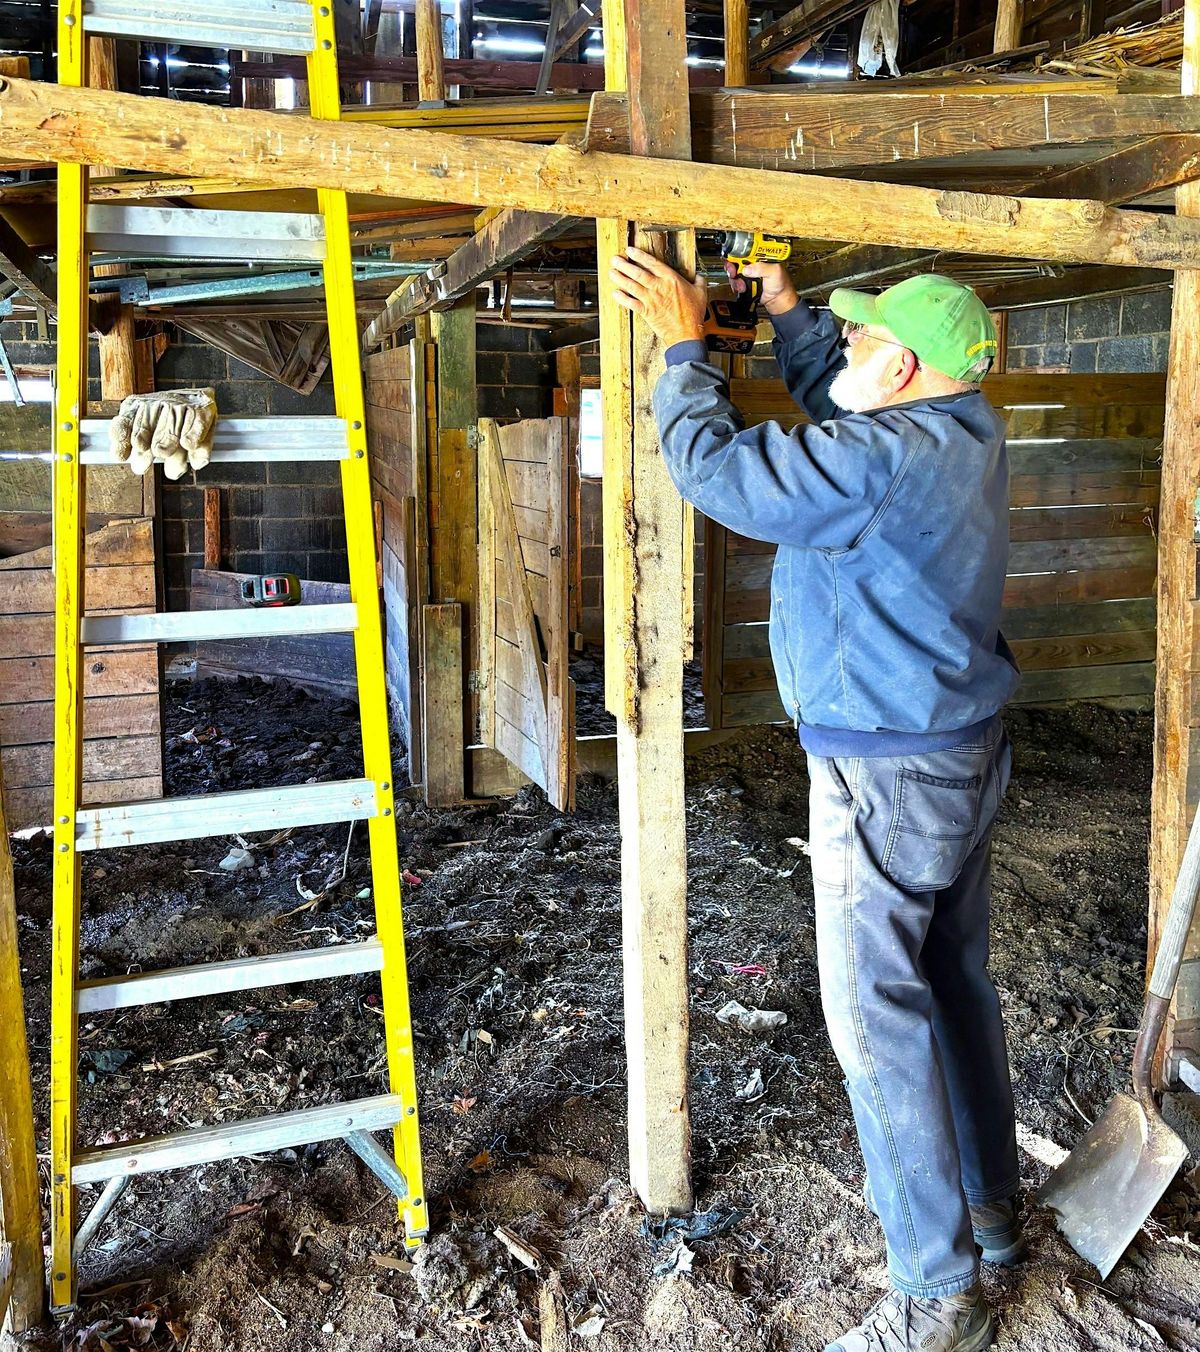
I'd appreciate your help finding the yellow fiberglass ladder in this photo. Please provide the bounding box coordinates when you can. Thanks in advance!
[51,0,426,1312]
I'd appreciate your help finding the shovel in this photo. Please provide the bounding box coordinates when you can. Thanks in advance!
[1036,803,1200,1278]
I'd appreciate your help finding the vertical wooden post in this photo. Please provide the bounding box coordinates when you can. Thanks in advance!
[88,37,139,403]
[422,603,464,806]
[993,0,1023,52]
[203,487,221,569]
[416,0,446,103]
[1150,0,1200,1079]
[0,760,44,1333]
[724,0,749,85]
[600,0,695,1215]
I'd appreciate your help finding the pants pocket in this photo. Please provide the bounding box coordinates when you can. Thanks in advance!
[882,768,981,892]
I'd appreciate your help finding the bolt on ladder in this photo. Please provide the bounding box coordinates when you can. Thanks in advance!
[51,0,426,1312]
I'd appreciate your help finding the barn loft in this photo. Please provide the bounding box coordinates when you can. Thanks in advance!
[3,0,1200,1346]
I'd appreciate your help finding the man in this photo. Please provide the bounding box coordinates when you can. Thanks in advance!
[608,246,1021,1352]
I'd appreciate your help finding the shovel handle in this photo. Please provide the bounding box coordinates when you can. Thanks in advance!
[1148,804,1200,1002]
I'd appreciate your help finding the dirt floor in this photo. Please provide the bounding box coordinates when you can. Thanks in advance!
[10,678,1200,1351]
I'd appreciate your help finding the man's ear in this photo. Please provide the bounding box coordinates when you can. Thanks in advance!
[892,348,919,391]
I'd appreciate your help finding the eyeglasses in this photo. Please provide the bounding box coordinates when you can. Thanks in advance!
[840,320,921,367]
[841,320,909,351]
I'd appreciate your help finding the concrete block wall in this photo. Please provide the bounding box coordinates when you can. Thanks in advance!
[1003,287,1172,373]
[151,329,344,612]
[477,324,554,421]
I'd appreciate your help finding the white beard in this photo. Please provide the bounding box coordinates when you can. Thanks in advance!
[828,352,891,413]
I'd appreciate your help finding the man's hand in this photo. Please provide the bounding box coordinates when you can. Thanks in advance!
[609,245,707,348]
[725,260,798,317]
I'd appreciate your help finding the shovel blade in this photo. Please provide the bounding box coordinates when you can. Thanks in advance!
[1036,1092,1187,1279]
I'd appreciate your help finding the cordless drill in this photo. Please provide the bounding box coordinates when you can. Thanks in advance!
[703,230,793,356]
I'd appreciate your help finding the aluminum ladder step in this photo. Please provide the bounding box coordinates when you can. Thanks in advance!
[72,1094,406,1185]
[82,604,359,646]
[87,206,325,263]
[79,416,350,465]
[77,939,384,1013]
[76,778,378,852]
[80,0,317,52]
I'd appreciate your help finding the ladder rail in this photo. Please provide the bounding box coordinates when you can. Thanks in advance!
[49,0,89,1313]
[306,13,428,1247]
[49,0,428,1308]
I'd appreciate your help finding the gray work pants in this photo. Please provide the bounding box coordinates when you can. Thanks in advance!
[806,718,1019,1298]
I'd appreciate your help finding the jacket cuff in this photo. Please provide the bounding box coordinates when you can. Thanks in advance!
[664,338,710,367]
[770,302,819,343]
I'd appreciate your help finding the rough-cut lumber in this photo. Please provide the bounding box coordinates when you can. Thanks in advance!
[6,77,1200,269]
[994,0,1024,54]
[415,0,446,103]
[421,603,463,806]
[747,0,872,69]
[724,0,749,84]
[789,245,940,296]
[0,761,43,1333]
[0,216,57,314]
[1030,135,1200,204]
[230,54,724,91]
[1150,0,1200,1081]
[363,209,579,344]
[616,0,693,1219]
[583,89,1200,174]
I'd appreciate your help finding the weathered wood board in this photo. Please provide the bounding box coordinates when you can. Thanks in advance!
[0,516,162,830]
[703,372,1163,727]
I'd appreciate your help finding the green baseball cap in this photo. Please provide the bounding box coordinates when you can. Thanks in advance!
[828,273,998,381]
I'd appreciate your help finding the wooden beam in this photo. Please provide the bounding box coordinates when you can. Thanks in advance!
[230,53,725,91]
[415,0,446,103]
[0,760,44,1332]
[1150,0,1200,1082]
[614,0,693,1217]
[0,215,57,315]
[584,89,1200,174]
[552,0,602,61]
[363,208,579,344]
[993,0,1024,55]
[747,0,871,70]
[724,0,749,85]
[1029,135,1200,205]
[789,244,940,297]
[203,487,221,569]
[8,78,1200,268]
[421,602,464,806]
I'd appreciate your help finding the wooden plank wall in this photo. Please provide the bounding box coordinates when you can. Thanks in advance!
[365,339,429,777]
[0,516,162,829]
[714,373,1164,728]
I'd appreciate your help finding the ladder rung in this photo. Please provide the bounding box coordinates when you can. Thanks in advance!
[72,1094,405,1185]
[77,940,384,1013]
[79,416,350,465]
[81,0,317,52]
[76,779,377,852]
[82,604,359,646]
[87,206,326,263]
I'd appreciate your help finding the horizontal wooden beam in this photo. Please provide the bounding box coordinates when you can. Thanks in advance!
[586,89,1200,174]
[231,53,722,91]
[5,78,1200,268]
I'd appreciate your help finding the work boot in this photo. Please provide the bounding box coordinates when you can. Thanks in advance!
[862,1178,1025,1267]
[824,1284,995,1352]
[968,1197,1025,1267]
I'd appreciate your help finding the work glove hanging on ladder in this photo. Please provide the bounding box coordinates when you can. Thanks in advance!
[109,388,218,480]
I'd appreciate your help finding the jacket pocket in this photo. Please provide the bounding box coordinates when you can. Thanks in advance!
[882,769,981,892]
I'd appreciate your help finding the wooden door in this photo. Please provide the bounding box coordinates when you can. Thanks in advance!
[478,417,575,810]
